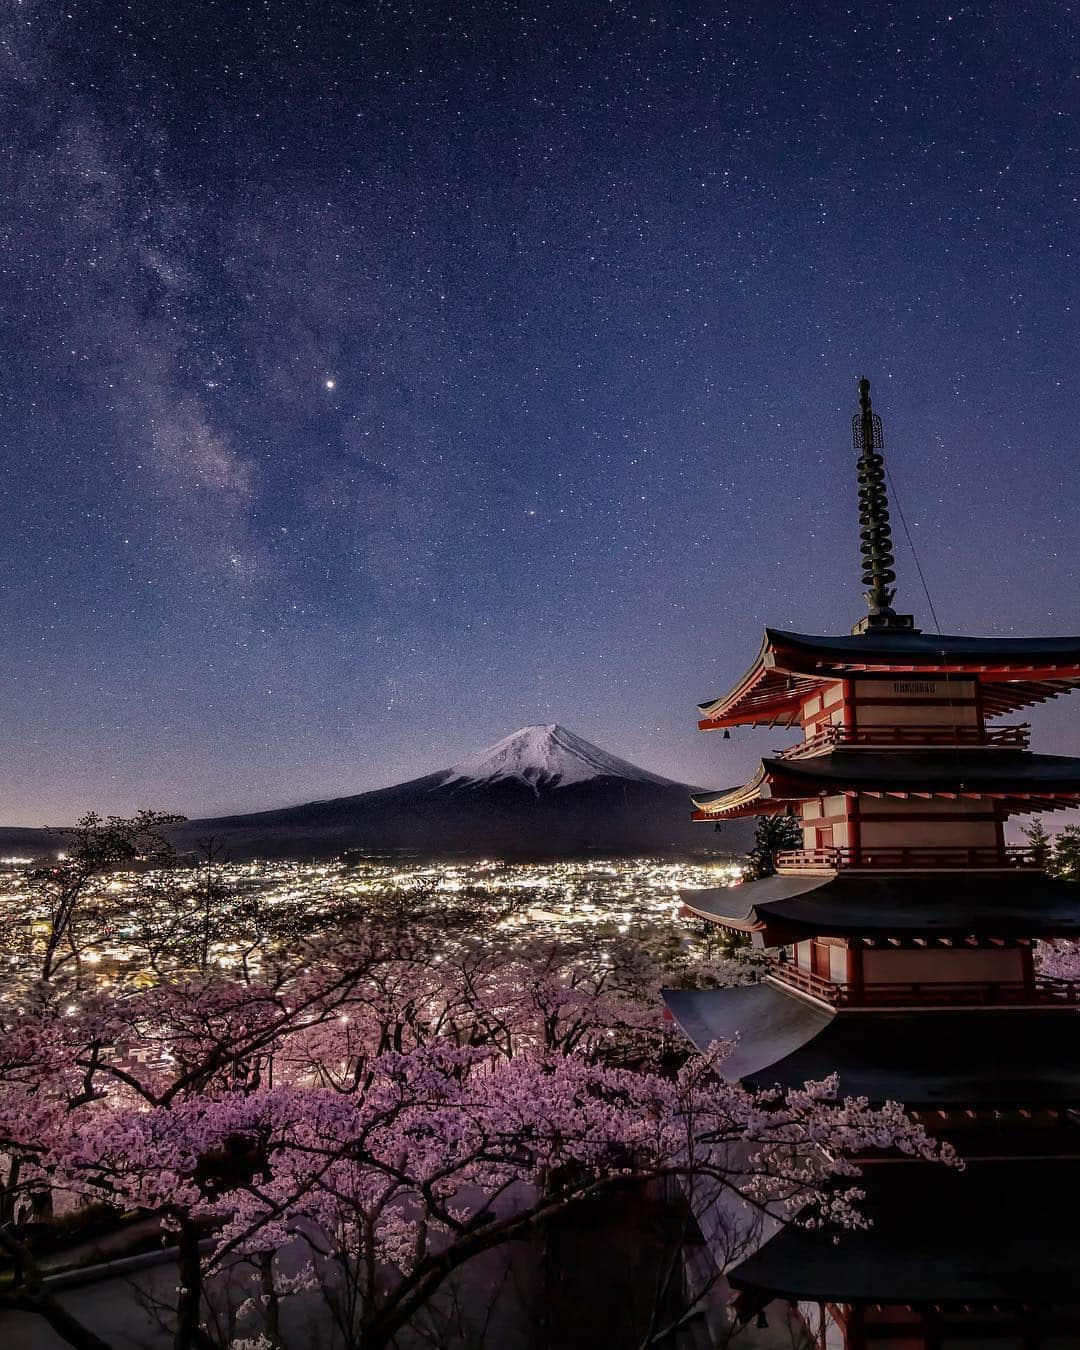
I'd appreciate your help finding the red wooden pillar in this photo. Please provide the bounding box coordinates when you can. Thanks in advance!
[847,793,862,866]
[840,677,856,730]
[848,942,865,1004]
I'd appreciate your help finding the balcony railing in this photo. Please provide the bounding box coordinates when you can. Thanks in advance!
[776,845,1041,873]
[770,965,1080,1008]
[777,723,1030,759]
[768,964,845,1002]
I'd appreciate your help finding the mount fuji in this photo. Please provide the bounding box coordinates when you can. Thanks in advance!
[157,724,750,861]
[442,724,678,792]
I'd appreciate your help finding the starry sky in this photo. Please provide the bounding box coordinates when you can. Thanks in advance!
[1,1,1078,824]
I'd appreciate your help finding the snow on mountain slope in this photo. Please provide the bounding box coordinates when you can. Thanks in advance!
[441,724,679,792]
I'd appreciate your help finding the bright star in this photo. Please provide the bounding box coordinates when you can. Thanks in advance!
[324,378,336,390]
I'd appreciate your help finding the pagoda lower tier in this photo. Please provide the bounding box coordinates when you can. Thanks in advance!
[727,1159,1080,1339]
[663,980,1080,1342]
[663,981,1080,1104]
[680,871,1080,1007]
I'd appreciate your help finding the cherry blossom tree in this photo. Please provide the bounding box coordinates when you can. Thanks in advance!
[1036,938,1080,982]
[8,811,183,997]
[0,930,956,1350]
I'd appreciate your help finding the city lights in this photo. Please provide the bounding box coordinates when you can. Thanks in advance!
[0,854,743,997]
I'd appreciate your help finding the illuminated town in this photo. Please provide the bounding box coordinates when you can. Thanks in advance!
[0,854,745,995]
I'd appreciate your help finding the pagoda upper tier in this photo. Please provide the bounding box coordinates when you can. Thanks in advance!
[698,628,1080,729]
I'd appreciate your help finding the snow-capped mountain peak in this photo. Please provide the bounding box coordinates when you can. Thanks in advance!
[441,724,676,791]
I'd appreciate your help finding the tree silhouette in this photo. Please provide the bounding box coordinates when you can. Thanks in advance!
[745,814,802,880]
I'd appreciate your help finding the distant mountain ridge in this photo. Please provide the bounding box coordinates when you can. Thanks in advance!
[0,726,751,862]
[167,724,750,860]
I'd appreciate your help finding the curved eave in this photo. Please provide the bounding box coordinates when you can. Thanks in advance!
[692,751,1080,818]
[690,764,777,818]
[665,984,1080,1107]
[680,874,825,943]
[680,872,1080,940]
[681,890,765,935]
[696,631,817,729]
[729,1161,1080,1312]
[697,628,1080,729]
[661,982,831,1078]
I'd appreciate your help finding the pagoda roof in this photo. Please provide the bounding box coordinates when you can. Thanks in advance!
[681,871,1080,942]
[661,981,1080,1106]
[698,628,1080,728]
[691,748,1080,817]
[663,982,832,1080]
[728,1159,1080,1310]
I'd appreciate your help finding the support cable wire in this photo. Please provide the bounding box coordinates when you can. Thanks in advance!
[882,457,956,739]
[883,459,943,638]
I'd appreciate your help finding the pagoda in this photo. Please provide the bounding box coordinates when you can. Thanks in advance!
[664,379,1080,1348]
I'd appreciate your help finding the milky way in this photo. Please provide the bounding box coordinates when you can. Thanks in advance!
[0,2,1077,822]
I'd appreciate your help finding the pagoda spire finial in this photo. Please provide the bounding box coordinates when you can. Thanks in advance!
[850,378,918,635]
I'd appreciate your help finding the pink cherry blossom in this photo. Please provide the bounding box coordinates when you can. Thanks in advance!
[0,936,955,1350]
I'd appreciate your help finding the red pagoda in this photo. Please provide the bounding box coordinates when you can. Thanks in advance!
[665,379,1080,1348]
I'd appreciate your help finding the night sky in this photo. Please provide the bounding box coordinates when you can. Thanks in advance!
[2,2,1078,824]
